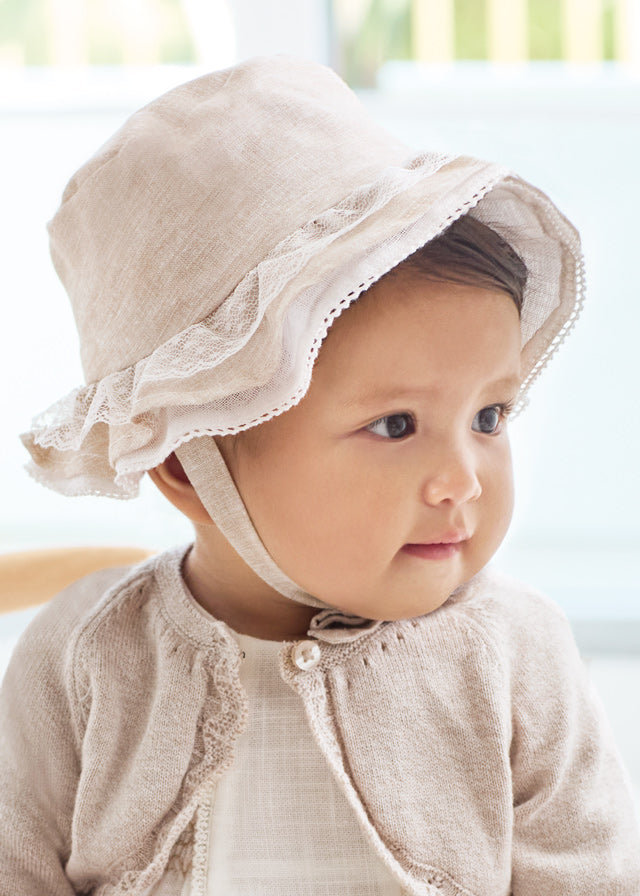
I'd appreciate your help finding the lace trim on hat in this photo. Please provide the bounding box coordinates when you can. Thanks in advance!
[22,151,454,498]
[22,155,583,499]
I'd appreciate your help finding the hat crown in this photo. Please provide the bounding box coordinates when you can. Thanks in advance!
[48,56,410,383]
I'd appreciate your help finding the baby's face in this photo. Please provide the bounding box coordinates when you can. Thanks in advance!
[221,272,522,620]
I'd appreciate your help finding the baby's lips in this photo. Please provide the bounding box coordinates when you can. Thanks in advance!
[405,528,470,547]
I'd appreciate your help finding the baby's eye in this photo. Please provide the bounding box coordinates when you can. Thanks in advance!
[472,405,504,435]
[366,413,416,440]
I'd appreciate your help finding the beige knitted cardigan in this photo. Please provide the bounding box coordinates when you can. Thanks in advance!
[1,547,639,896]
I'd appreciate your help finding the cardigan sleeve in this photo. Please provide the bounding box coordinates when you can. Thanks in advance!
[0,586,91,895]
[508,593,640,894]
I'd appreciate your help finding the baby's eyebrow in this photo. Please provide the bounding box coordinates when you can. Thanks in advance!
[483,374,523,394]
[341,386,431,411]
[342,375,522,410]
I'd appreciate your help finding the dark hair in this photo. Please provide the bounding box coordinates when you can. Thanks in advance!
[394,214,527,315]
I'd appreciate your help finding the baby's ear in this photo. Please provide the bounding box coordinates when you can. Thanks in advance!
[147,453,213,525]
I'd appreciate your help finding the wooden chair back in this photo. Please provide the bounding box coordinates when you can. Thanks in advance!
[0,546,154,614]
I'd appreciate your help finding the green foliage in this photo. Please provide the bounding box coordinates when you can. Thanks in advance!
[602,0,616,61]
[88,30,125,67]
[0,0,49,64]
[0,0,623,71]
[0,0,195,65]
[157,0,197,64]
[336,0,412,87]
[454,0,487,60]
[528,0,563,60]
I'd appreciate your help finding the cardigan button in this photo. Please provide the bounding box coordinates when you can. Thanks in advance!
[291,640,321,670]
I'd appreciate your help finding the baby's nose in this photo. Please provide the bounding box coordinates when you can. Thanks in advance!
[421,448,482,507]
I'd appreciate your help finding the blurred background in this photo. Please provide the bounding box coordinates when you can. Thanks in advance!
[0,1,639,803]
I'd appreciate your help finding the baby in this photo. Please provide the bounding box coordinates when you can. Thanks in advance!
[2,56,639,896]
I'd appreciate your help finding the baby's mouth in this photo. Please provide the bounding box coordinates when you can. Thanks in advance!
[401,531,469,561]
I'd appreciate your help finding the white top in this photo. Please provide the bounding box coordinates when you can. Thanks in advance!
[162,632,402,895]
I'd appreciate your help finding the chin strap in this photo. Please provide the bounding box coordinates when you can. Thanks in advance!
[175,436,330,610]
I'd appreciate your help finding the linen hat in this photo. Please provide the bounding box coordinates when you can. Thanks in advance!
[22,55,584,506]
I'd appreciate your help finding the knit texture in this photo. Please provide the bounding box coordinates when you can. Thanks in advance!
[1,548,638,895]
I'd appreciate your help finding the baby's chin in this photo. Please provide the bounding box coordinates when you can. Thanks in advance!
[321,586,463,623]
[296,547,489,621]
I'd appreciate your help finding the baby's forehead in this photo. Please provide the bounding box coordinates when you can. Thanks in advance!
[311,274,522,403]
[318,269,518,353]
[318,212,528,361]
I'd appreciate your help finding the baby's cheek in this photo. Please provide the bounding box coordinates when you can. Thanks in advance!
[484,451,515,543]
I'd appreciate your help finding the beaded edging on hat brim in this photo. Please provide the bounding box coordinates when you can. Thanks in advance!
[21,156,584,499]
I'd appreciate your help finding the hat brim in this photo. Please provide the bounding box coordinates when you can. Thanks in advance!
[22,152,583,498]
